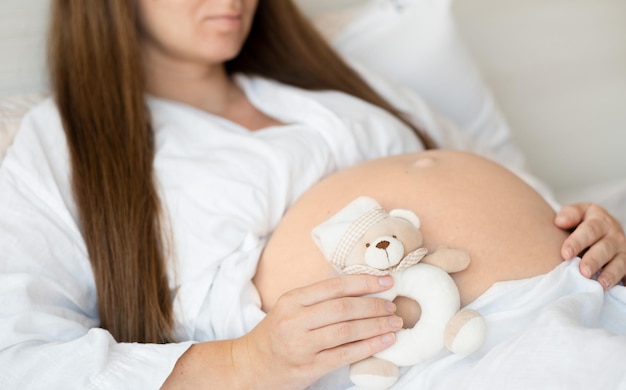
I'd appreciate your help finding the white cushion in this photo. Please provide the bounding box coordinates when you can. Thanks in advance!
[306,0,511,150]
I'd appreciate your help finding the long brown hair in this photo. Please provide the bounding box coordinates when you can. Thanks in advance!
[48,0,435,344]
[49,1,173,343]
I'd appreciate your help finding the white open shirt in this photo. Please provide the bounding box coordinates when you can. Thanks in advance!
[0,73,545,389]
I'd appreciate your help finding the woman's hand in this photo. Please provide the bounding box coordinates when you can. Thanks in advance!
[555,203,626,289]
[232,274,403,390]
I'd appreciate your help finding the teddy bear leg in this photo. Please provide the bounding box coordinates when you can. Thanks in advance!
[444,309,487,355]
[350,357,399,390]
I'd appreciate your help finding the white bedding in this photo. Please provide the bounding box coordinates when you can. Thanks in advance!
[311,259,626,389]
[395,259,626,389]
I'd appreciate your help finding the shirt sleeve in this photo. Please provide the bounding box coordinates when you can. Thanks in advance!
[0,102,192,389]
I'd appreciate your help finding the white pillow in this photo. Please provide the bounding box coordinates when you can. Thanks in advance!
[307,0,512,148]
[0,94,45,162]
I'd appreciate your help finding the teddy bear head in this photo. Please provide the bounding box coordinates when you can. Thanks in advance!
[312,196,426,274]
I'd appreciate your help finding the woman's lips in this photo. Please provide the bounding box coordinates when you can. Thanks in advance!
[204,15,242,29]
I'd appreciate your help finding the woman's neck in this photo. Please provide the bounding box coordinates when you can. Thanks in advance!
[141,48,284,131]
[142,53,242,116]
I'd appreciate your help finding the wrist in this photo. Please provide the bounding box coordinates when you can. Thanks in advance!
[162,340,246,389]
[231,335,264,390]
[232,334,299,390]
[230,337,249,389]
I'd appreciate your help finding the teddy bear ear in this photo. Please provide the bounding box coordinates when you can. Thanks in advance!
[389,209,421,228]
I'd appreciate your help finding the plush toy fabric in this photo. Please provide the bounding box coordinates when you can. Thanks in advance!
[312,196,487,389]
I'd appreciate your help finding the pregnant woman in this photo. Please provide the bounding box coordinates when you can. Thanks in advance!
[1,1,624,389]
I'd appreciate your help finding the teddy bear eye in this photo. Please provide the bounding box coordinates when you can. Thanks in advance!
[366,243,370,248]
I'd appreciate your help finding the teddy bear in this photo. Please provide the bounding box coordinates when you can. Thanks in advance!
[311,196,486,390]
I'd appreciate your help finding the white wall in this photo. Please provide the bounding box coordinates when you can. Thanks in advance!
[0,0,49,97]
[453,0,626,191]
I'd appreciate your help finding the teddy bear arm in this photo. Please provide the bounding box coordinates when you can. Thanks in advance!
[422,247,470,273]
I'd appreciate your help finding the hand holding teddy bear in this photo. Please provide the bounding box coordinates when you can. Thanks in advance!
[312,196,486,389]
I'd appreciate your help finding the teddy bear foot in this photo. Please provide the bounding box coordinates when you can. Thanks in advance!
[444,309,487,355]
[350,357,399,390]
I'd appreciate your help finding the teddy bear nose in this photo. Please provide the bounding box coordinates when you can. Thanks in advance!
[376,240,390,250]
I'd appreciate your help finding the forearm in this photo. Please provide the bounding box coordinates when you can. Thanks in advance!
[162,339,245,389]
[163,337,301,390]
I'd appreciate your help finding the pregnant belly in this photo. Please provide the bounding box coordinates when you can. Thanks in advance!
[254,150,568,311]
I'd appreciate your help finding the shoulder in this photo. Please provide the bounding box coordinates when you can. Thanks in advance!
[1,97,71,192]
[16,97,66,148]
[1,95,51,158]
[19,96,62,125]
[8,97,66,162]
[0,96,80,227]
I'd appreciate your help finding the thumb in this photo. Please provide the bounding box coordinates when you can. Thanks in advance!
[554,203,589,230]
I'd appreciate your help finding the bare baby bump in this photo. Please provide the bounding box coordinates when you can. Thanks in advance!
[254,150,568,311]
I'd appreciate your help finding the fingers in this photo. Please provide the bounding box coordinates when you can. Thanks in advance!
[558,203,626,290]
[306,297,396,329]
[581,231,626,289]
[559,203,610,260]
[577,238,613,278]
[301,290,403,369]
[595,252,626,289]
[246,275,401,387]
[555,203,588,231]
[316,332,397,372]
[309,310,403,351]
[283,274,394,307]
[269,274,399,347]
[274,275,398,335]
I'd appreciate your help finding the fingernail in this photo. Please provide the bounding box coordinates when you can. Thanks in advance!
[378,276,393,287]
[564,247,574,260]
[386,301,397,313]
[599,277,611,290]
[555,215,568,224]
[381,333,395,345]
[581,266,592,278]
[389,316,403,330]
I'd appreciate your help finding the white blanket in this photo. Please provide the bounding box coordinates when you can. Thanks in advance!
[312,259,626,389]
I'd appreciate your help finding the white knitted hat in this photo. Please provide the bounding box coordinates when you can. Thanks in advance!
[311,196,388,269]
